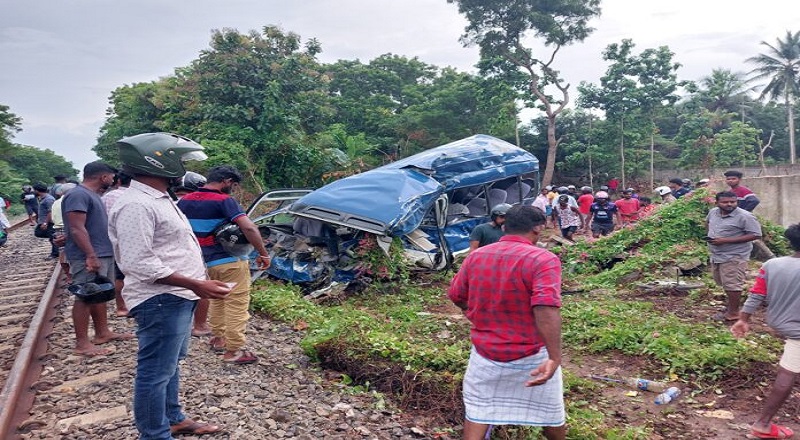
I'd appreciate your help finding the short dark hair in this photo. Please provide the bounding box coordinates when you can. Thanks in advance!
[724,170,743,178]
[53,175,67,181]
[83,161,118,179]
[503,205,546,234]
[639,196,651,204]
[785,224,800,252]
[206,165,243,183]
[32,182,48,193]
[669,178,683,185]
[117,173,132,186]
[715,191,737,201]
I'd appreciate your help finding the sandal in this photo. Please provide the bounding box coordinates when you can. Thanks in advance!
[208,336,225,353]
[223,350,259,365]
[170,418,222,436]
[711,312,739,322]
[750,423,794,439]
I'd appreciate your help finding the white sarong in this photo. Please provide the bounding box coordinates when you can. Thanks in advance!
[463,346,565,426]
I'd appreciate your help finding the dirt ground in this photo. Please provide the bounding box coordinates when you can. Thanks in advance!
[417,228,800,439]
[425,289,798,439]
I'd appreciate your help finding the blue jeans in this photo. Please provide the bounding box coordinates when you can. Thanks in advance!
[129,294,197,440]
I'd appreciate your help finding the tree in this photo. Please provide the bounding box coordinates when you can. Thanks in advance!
[695,68,755,114]
[675,109,732,169]
[579,40,687,188]
[747,30,800,164]
[4,144,77,185]
[0,104,24,196]
[0,104,22,144]
[712,121,761,167]
[447,0,602,186]
[0,105,77,197]
[94,82,164,162]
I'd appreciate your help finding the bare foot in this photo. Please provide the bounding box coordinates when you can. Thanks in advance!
[75,345,116,357]
[115,309,129,317]
[92,332,134,345]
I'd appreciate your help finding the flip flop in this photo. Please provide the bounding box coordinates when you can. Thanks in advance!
[749,423,794,439]
[209,336,226,353]
[711,312,739,322]
[223,350,258,365]
[192,329,212,337]
[170,419,222,436]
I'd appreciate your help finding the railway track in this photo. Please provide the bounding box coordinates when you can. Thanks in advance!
[0,219,430,439]
[0,219,60,440]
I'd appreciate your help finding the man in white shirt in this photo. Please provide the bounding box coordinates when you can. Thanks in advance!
[109,132,231,439]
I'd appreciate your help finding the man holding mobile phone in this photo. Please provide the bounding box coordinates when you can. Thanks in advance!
[178,165,271,365]
[705,191,762,322]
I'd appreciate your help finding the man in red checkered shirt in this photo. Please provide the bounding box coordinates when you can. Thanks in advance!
[448,205,564,440]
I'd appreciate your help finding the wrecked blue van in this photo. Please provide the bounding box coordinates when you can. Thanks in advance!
[248,134,539,289]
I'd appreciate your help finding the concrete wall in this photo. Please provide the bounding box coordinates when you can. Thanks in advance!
[655,164,800,181]
[710,175,800,227]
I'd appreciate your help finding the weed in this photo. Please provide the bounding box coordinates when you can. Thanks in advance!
[562,296,780,380]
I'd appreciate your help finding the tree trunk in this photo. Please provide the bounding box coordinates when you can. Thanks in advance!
[619,117,626,189]
[650,133,655,190]
[650,118,655,190]
[542,114,558,187]
[588,117,594,188]
[787,92,796,164]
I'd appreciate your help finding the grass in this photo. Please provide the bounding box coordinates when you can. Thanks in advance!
[562,295,780,381]
[252,280,652,438]
[249,192,790,438]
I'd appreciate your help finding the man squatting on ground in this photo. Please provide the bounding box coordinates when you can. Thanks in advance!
[109,132,232,439]
[449,205,565,440]
[706,191,762,322]
[731,224,800,440]
[61,161,132,357]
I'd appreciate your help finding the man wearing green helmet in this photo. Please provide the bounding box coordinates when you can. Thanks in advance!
[108,132,231,438]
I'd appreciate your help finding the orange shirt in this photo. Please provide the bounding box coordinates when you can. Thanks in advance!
[577,194,594,215]
[615,198,641,222]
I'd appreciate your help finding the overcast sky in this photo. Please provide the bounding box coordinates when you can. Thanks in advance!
[1,0,798,172]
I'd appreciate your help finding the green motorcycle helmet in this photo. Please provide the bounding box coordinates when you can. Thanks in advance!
[117,132,207,178]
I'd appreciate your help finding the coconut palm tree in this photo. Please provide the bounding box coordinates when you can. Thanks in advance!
[698,69,756,115]
[747,30,800,164]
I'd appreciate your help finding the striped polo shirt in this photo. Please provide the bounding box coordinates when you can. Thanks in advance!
[176,188,247,267]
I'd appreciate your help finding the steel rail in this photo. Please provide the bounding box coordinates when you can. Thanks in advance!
[0,253,61,438]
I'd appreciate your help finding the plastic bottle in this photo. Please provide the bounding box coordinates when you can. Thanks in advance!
[654,387,681,405]
[627,377,668,393]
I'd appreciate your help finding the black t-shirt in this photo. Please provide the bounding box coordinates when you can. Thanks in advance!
[469,222,504,248]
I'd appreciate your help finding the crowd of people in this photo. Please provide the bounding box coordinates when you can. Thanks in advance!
[4,133,271,438]
[4,131,798,439]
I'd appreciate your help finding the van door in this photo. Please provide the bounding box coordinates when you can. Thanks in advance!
[245,189,313,282]
[246,189,314,219]
[433,195,451,270]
